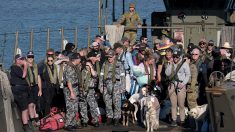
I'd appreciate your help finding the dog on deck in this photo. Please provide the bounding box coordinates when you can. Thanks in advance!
[121,100,136,126]
[188,104,208,130]
[142,96,160,132]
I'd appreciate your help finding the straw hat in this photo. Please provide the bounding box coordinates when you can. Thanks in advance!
[222,42,232,49]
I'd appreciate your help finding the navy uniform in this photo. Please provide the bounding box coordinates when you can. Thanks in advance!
[63,53,81,130]
[79,60,99,127]
[98,50,126,125]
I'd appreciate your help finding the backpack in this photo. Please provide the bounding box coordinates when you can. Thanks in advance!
[39,107,65,131]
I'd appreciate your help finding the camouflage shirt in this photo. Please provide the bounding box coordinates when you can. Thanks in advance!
[98,60,126,94]
[63,63,79,89]
[118,11,141,31]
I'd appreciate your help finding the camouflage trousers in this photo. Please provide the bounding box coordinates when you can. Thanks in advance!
[103,90,122,119]
[79,89,99,123]
[187,85,199,109]
[64,87,79,127]
[123,31,137,45]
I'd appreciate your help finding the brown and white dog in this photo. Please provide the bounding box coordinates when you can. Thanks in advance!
[142,96,160,132]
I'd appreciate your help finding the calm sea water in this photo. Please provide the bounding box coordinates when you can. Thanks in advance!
[0,0,165,69]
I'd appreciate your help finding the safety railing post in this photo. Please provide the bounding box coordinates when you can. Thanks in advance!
[46,28,50,50]
[60,27,64,52]
[74,27,78,49]
[29,29,34,51]
[87,25,91,48]
[13,31,19,63]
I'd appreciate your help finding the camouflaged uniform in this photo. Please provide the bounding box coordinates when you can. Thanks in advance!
[79,67,99,124]
[98,60,126,120]
[187,63,198,109]
[118,11,141,45]
[63,63,80,127]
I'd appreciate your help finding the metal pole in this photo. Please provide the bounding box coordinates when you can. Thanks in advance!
[87,25,91,48]
[98,0,102,34]
[46,28,50,50]
[112,0,116,22]
[74,27,78,49]
[29,29,34,51]
[13,31,19,63]
[122,0,125,15]
[61,27,64,52]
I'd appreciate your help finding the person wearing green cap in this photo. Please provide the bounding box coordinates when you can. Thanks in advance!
[117,3,142,45]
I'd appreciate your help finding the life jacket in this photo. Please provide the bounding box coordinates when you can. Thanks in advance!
[27,63,38,86]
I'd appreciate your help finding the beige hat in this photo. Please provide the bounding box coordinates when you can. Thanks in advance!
[129,3,135,8]
[222,42,232,49]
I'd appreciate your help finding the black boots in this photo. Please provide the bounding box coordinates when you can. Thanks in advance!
[113,119,119,126]
[106,118,113,125]
[23,124,33,132]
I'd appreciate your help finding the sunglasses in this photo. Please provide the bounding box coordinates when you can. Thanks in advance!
[199,42,206,45]
[208,44,214,46]
[173,56,180,58]
[27,56,34,59]
[47,59,53,62]
[192,54,199,56]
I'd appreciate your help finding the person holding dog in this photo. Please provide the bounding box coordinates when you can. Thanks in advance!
[165,49,191,127]
[98,50,126,126]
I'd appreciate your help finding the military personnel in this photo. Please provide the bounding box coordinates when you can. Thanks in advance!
[185,54,198,110]
[98,50,126,126]
[117,3,142,45]
[79,52,100,127]
[191,48,208,105]
[63,53,82,131]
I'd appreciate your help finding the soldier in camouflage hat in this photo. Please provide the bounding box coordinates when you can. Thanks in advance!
[98,50,126,126]
[79,54,100,127]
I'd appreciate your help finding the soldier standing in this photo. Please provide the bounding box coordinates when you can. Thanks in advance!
[63,53,82,131]
[117,3,142,45]
[79,52,100,127]
[98,50,126,126]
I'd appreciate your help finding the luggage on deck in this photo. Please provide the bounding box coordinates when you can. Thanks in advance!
[40,107,65,131]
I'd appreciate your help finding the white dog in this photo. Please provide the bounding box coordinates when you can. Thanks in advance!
[188,104,208,131]
[128,87,148,121]
[142,96,160,132]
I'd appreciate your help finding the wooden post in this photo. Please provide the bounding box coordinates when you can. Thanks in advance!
[87,25,91,48]
[13,31,19,63]
[29,29,34,50]
[60,27,64,52]
[74,27,78,49]
[46,28,50,50]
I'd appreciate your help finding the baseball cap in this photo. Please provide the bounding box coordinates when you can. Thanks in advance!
[27,51,34,57]
[15,54,25,60]
[106,50,115,57]
[87,51,99,58]
[173,50,182,57]
[69,53,81,60]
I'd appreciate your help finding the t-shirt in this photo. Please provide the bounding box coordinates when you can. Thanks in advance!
[10,65,28,86]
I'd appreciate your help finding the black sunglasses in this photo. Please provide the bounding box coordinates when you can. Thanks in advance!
[47,59,53,62]
[27,56,34,58]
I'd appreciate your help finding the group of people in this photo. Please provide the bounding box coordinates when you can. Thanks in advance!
[8,2,235,132]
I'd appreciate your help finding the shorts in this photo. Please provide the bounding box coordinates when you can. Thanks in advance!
[12,86,29,111]
[28,85,39,104]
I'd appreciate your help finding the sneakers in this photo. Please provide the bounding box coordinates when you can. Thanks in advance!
[170,121,178,127]
[73,124,82,129]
